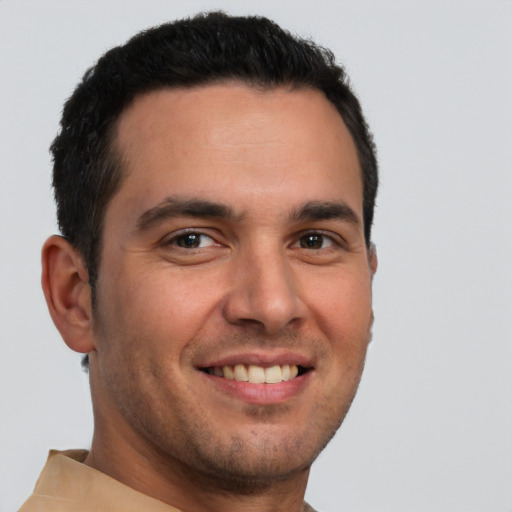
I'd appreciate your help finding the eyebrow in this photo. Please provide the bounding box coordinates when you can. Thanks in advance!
[136,196,360,232]
[136,197,239,231]
[291,201,360,225]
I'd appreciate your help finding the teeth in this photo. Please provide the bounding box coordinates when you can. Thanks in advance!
[223,365,234,379]
[234,364,249,381]
[208,364,301,384]
[265,365,283,383]
[248,365,265,383]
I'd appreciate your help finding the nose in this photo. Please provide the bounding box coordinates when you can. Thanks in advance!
[222,247,307,334]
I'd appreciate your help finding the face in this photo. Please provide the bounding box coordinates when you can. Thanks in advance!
[90,84,376,489]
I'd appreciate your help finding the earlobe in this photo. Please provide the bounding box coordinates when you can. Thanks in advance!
[41,235,95,354]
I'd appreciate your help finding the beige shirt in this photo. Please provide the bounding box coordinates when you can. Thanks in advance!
[20,450,317,512]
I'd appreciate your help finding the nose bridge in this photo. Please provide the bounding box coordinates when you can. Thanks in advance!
[222,239,305,333]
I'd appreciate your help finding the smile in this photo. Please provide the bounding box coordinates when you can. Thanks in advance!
[201,364,309,384]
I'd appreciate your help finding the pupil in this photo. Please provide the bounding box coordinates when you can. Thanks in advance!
[301,235,322,249]
[178,234,200,248]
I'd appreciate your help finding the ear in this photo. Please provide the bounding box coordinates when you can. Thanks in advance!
[41,235,95,354]
[368,242,378,277]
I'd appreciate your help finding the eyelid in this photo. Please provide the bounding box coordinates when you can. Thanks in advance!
[160,228,223,248]
[290,229,346,249]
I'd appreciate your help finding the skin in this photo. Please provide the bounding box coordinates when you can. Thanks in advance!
[42,84,377,512]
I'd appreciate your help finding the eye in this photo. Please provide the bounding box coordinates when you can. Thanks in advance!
[170,232,216,249]
[297,233,334,249]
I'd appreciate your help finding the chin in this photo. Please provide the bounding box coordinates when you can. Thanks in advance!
[170,416,341,494]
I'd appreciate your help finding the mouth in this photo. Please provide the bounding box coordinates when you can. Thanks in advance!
[199,364,310,384]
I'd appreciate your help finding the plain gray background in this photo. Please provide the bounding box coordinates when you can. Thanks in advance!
[1,1,511,511]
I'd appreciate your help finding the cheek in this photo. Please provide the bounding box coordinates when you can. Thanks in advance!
[311,272,373,335]
[307,271,373,377]
[96,263,224,359]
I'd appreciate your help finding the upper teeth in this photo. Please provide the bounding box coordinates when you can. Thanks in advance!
[208,364,299,384]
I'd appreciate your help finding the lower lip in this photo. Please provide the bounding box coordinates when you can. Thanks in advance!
[199,371,312,405]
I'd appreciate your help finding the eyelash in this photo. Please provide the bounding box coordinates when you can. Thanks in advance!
[293,231,339,250]
[162,229,343,252]
[162,230,219,249]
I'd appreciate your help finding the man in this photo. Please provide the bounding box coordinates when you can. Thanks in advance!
[21,11,378,512]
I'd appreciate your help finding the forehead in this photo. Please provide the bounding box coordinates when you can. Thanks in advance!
[110,83,362,221]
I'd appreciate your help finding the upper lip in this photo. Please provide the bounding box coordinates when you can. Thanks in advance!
[196,351,314,369]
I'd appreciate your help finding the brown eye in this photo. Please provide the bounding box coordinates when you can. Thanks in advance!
[299,234,332,249]
[172,233,215,249]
